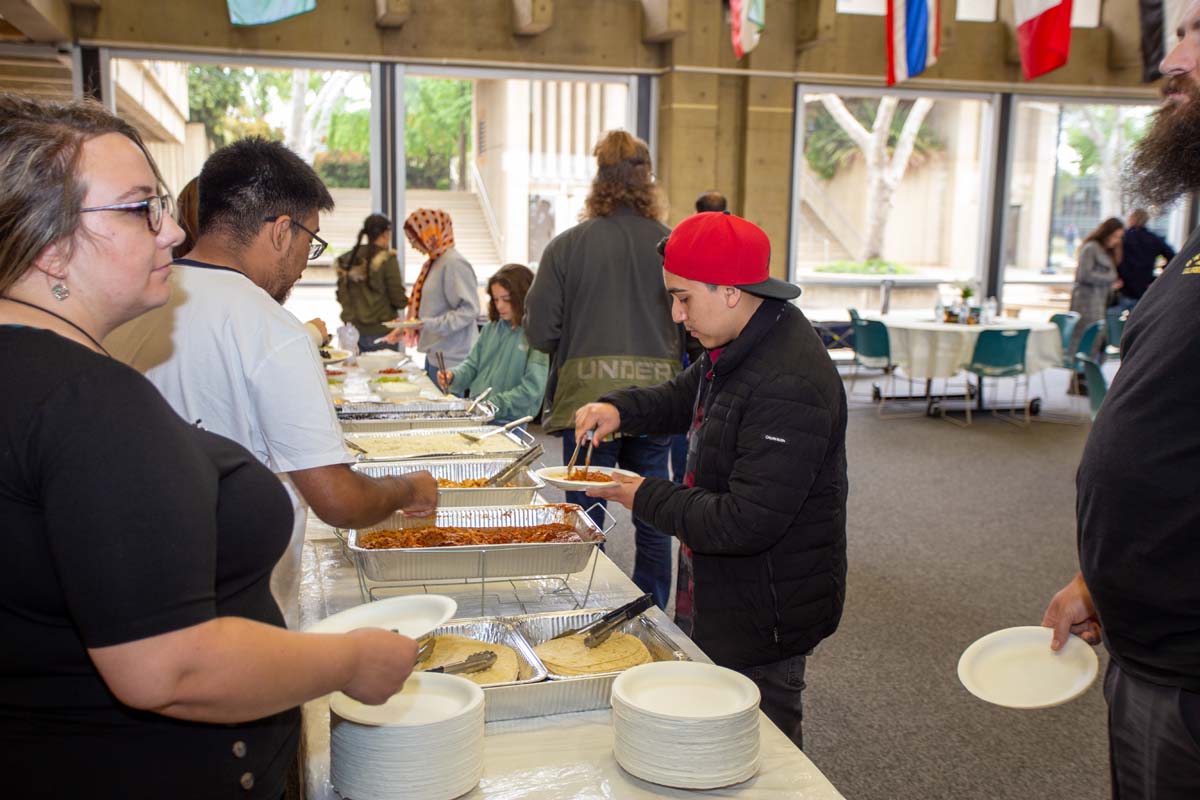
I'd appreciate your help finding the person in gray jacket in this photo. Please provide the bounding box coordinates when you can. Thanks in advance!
[390,208,479,381]
[525,130,680,609]
[1068,217,1123,391]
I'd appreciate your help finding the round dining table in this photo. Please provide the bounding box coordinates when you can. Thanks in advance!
[873,316,1063,380]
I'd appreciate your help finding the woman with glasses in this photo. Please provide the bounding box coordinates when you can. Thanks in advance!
[335,213,408,352]
[0,95,420,799]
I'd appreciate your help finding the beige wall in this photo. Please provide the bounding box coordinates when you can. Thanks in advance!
[79,0,1162,280]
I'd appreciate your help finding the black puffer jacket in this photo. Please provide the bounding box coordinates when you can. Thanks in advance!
[603,299,847,670]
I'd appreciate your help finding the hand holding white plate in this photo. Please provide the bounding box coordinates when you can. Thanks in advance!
[304,595,456,637]
[320,347,351,365]
[535,465,640,490]
[957,625,1099,709]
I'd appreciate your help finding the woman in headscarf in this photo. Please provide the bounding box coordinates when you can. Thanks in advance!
[386,208,479,382]
[335,213,408,352]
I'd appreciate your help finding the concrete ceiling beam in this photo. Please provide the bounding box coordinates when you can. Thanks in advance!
[512,0,552,35]
[0,0,71,42]
[375,0,410,28]
[641,0,686,43]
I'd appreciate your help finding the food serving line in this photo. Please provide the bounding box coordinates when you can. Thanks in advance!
[302,352,845,799]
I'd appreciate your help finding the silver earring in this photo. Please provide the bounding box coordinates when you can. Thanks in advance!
[50,282,70,301]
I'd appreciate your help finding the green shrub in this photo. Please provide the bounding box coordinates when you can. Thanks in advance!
[314,150,369,188]
[814,259,914,275]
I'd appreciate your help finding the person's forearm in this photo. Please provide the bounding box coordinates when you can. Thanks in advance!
[329,473,414,528]
[149,618,360,723]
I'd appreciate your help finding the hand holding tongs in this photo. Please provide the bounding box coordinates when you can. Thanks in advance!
[464,386,493,415]
[565,429,597,478]
[551,594,656,649]
[484,443,544,487]
[432,351,449,395]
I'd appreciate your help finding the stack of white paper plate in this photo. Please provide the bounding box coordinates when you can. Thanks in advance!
[330,673,485,800]
[611,661,761,790]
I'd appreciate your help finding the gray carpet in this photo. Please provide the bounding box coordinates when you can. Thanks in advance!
[534,366,1111,800]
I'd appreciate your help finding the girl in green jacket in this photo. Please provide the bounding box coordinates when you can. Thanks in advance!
[437,264,548,423]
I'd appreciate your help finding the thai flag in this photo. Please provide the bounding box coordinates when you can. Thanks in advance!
[887,0,940,86]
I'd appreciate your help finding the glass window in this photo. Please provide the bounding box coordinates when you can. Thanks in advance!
[791,89,994,321]
[1000,99,1176,320]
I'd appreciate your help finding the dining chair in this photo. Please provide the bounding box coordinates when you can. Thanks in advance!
[945,328,1031,427]
[1069,320,1105,394]
[847,309,913,417]
[1104,307,1129,357]
[1076,354,1109,421]
[1049,312,1080,367]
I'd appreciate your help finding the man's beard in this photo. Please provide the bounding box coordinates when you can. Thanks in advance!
[267,252,299,304]
[1125,76,1200,209]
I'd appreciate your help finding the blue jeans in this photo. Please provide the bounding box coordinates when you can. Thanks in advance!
[740,653,808,750]
[424,358,439,384]
[559,432,673,609]
[1114,294,1139,315]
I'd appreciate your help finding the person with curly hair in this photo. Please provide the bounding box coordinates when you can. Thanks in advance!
[525,130,679,610]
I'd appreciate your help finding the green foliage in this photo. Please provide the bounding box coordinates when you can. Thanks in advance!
[328,106,370,154]
[1061,105,1152,177]
[187,65,289,147]
[404,77,472,189]
[804,99,942,181]
[814,259,914,275]
[314,150,369,188]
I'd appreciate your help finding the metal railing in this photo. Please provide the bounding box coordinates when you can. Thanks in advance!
[468,159,504,261]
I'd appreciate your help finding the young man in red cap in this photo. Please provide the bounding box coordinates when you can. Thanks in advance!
[575,211,847,749]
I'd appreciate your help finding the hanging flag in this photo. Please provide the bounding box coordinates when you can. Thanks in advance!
[1139,0,1189,82]
[730,0,765,60]
[227,0,316,26]
[886,0,940,86]
[1014,0,1073,80]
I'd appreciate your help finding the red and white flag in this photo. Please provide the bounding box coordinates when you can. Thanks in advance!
[730,0,765,60]
[1015,0,1074,80]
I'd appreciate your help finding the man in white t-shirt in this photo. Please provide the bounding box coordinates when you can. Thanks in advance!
[107,138,436,625]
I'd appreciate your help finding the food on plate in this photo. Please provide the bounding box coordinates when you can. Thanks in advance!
[327,378,343,386]
[319,348,331,359]
[358,523,581,549]
[374,375,409,383]
[346,432,519,458]
[376,368,407,375]
[533,632,652,676]
[418,634,520,685]
[435,477,512,488]
[564,469,613,483]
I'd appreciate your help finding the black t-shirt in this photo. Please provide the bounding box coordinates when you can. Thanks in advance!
[1078,224,1200,692]
[0,327,299,798]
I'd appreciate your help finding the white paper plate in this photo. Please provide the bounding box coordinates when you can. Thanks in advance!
[535,465,640,491]
[612,661,760,720]
[330,672,484,726]
[304,595,456,637]
[957,626,1099,709]
[320,348,351,365]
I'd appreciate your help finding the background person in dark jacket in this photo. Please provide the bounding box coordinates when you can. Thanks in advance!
[1116,208,1175,313]
[574,212,848,749]
[526,130,679,609]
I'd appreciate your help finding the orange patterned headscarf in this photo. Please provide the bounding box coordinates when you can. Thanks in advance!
[404,208,456,319]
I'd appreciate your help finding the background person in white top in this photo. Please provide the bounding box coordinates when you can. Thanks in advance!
[107,138,437,625]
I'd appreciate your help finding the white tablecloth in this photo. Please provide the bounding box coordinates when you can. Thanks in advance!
[875,317,1062,380]
[299,517,845,800]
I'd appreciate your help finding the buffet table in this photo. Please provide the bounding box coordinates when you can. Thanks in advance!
[298,517,845,799]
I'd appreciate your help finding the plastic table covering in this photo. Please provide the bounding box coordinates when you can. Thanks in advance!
[299,518,845,800]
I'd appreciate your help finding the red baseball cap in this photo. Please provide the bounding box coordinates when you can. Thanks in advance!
[661,211,801,300]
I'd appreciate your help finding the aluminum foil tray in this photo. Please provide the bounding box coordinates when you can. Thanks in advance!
[483,609,691,723]
[346,504,605,581]
[353,459,544,508]
[339,401,497,433]
[337,398,473,416]
[420,617,546,688]
[344,425,536,462]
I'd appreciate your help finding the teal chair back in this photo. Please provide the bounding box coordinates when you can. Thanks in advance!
[1076,354,1108,419]
[968,329,1029,377]
[1073,320,1106,369]
[1105,307,1128,351]
[849,314,891,363]
[1050,312,1080,366]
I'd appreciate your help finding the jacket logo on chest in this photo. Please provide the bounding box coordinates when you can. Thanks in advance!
[764,434,788,444]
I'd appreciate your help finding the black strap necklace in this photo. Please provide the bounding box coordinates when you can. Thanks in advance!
[1,296,111,357]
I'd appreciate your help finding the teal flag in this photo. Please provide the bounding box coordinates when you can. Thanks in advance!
[227,0,316,26]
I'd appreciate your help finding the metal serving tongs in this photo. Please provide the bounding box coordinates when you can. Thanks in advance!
[426,650,497,675]
[550,593,656,649]
[483,443,544,487]
[564,429,596,478]
[464,386,493,415]
[433,351,449,396]
[458,415,534,444]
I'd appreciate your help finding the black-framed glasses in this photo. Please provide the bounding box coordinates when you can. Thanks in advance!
[263,215,328,261]
[81,194,174,233]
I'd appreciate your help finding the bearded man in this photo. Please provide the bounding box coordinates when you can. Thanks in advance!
[1040,4,1200,797]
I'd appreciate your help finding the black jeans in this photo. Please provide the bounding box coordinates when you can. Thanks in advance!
[739,653,807,750]
[1105,659,1200,799]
